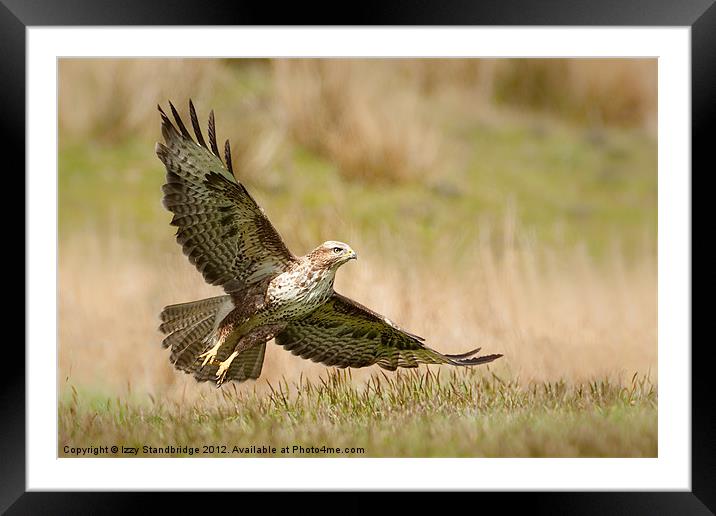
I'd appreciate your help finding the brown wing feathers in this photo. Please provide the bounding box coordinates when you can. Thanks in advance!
[156,100,295,295]
[224,139,234,176]
[275,294,503,371]
[168,101,192,139]
[208,110,221,158]
[443,347,503,365]
[188,98,208,150]
[163,100,235,176]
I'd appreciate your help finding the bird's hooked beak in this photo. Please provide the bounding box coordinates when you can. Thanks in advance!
[347,248,358,261]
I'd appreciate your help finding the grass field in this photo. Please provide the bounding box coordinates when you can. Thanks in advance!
[59,370,656,457]
[58,58,657,458]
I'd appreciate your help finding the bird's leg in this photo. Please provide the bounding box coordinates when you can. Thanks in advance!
[212,324,285,387]
[216,351,239,387]
[198,339,223,367]
[198,325,232,367]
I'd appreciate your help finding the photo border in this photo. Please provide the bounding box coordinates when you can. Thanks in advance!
[6,0,707,512]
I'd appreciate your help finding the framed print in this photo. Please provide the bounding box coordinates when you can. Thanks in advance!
[6,0,707,513]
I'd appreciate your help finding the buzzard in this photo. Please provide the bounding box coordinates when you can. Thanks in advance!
[156,100,502,386]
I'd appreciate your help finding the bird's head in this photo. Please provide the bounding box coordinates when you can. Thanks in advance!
[310,241,358,269]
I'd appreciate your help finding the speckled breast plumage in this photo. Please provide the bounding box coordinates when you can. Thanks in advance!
[264,260,337,323]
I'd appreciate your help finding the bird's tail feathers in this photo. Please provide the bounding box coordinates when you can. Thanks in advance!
[159,295,267,385]
[158,295,231,373]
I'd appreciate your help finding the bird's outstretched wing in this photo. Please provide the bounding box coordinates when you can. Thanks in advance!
[156,100,296,294]
[275,293,503,370]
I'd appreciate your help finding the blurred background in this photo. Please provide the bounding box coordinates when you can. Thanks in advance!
[58,58,657,402]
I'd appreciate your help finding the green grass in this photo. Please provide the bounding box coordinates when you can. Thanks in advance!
[59,370,657,458]
[59,139,168,243]
[462,124,656,249]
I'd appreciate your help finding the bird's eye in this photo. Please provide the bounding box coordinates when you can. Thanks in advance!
[333,247,342,254]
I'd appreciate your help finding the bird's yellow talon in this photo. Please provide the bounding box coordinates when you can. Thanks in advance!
[215,351,239,386]
[199,342,222,367]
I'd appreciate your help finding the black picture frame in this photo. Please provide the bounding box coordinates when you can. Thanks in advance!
[4,1,706,513]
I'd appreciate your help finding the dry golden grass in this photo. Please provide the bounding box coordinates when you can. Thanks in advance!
[59,59,230,143]
[58,217,656,406]
[273,59,441,182]
[59,58,657,184]
[494,59,657,132]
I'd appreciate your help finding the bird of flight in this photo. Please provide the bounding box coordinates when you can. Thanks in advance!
[156,100,502,387]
